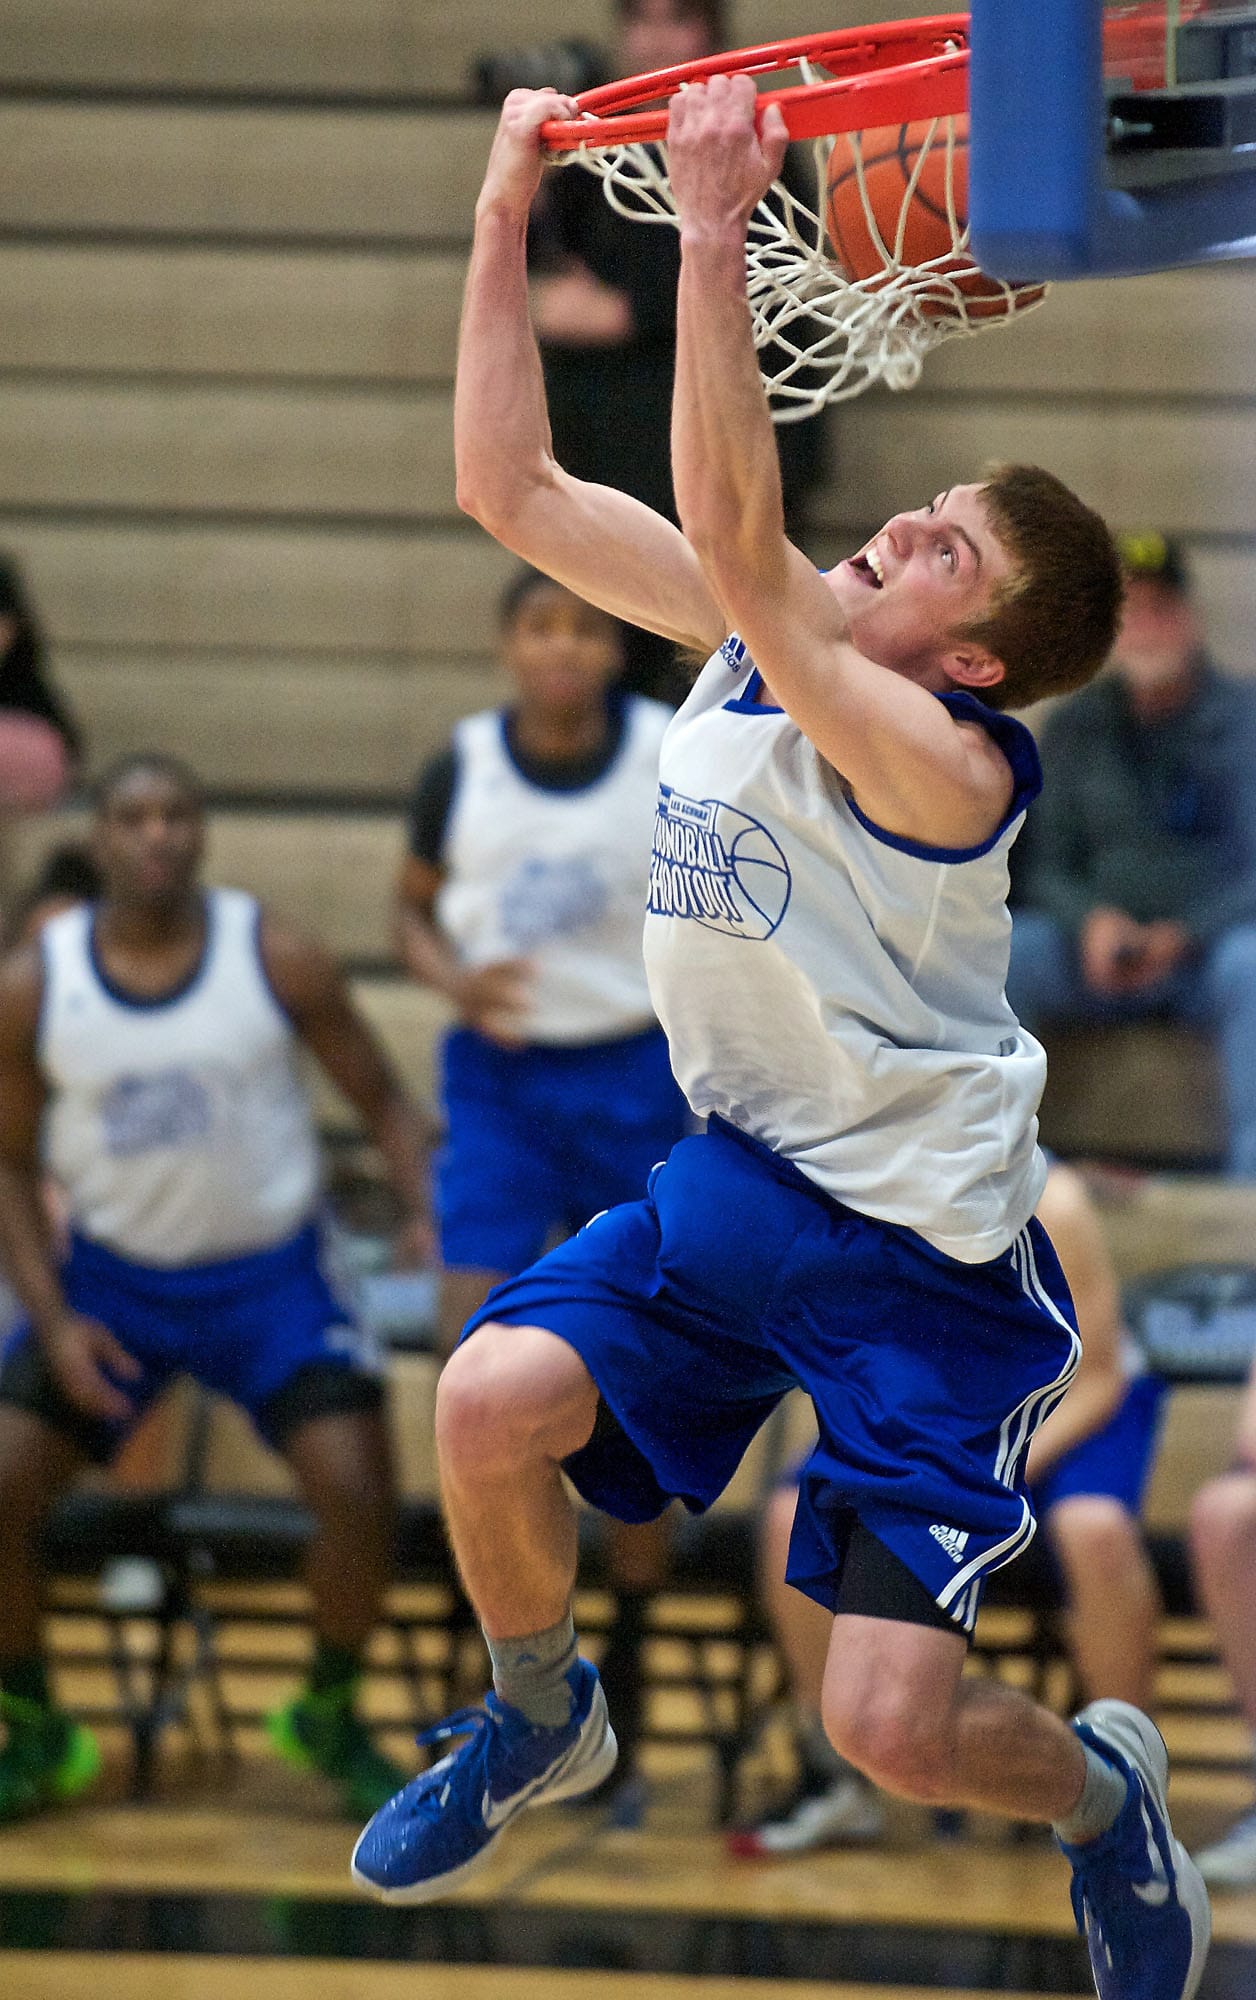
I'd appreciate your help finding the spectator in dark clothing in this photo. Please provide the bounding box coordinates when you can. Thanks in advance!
[527,0,824,702]
[1006,532,1256,1176]
[0,555,80,815]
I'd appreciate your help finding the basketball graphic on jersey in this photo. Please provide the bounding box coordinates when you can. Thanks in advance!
[649,785,791,940]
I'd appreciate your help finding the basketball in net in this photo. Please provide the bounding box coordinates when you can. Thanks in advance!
[538,20,1050,411]
[825,114,1045,321]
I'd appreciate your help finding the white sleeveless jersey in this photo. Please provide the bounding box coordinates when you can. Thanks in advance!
[39,888,322,1267]
[642,642,1049,1263]
[436,696,672,1045]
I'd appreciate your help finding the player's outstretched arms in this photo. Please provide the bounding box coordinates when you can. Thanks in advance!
[455,88,725,657]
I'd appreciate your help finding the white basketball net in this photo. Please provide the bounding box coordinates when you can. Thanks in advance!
[553,69,1047,420]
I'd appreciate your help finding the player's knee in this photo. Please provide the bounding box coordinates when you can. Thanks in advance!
[436,1322,584,1473]
[1047,1494,1142,1585]
[1191,1471,1256,1567]
[821,1682,952,1802]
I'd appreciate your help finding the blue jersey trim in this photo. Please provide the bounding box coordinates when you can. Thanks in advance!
[722,669,783,716]
[845,692,1042,863]
[87,893,215,1012]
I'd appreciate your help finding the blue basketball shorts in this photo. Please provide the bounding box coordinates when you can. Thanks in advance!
[1031,1369,1169,1518]
[463,1117,1081,1635]
[0,1222,382,1461]
[437,1022,689,1275]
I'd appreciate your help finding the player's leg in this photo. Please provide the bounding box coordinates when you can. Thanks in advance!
[1189,1465,1256,1885]
[1046,1494,1162,1710]
[267,1383,408,1820]
[0,1366,111,1818]
[352,1139,798,1899]
[553,1027,690,1793]
[352,1317,616,1899]
[195,1224,405,1817]
[437,1320,600,1636]
[822,1525,1209,2000]
[778,1189,1209,2000]
[728,1477,882,1858]
[1033,1372,1168,1713]
[820,1551,1084,1816]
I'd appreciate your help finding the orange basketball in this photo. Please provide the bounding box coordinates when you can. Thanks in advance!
[826,114,1044,321]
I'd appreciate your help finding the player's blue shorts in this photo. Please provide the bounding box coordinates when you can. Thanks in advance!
[437,1022,689,1274]
[463,1116,1081,1634]
[0,1221,382,1463]
[1031,1369,1169,1518]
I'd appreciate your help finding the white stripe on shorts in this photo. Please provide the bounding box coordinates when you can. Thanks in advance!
[935,1232,1081,1620]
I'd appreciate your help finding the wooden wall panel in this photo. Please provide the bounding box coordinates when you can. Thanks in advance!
[0,0,903,96]
[922,265,1256,398]
[819,399,1256,539]
[0,103,494,240]
[0,521,516,655]
[55,651,509,794]
[7,248,1254,399]
[0,382,455,518]
[0,245,466,381]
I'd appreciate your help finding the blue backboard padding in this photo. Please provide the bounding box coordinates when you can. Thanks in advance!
[969,0,1256,277]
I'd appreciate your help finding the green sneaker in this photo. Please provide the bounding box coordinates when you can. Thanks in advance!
[266,1688,407,1819]
[0,1694,100,1822]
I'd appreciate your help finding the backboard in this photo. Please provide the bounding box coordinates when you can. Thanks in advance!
[969,1,1256,279]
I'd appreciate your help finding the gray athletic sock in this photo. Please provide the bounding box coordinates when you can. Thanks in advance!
[1053,1741,1129,1846]
[487,1615,578,1728]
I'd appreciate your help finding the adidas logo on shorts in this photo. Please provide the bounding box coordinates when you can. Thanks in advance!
[928,1523,970,1564]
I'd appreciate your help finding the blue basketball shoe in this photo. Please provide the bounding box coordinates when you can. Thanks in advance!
[351,1657,616,1901]
[1059,1700,1210,2000]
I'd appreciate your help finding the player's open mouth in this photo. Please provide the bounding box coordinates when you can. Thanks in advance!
[848,551,884,589]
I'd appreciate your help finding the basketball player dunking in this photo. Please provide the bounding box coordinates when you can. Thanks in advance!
[353,80,1209,2000]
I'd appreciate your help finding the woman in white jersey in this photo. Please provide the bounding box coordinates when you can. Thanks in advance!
[0,755,433,1824]
[352,82,1211,2000]
[395,564,687,1791]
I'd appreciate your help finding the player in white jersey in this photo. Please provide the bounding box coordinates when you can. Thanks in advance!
[352,81,1211,2000]
[0,755,434,1822]
[396,564,687,1791]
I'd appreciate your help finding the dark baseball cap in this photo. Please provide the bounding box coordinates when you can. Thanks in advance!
[1116,531,1190,594]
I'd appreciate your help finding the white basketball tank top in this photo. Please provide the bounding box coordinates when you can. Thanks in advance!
[642,642,1048,1263]
[40,888,322,1266]
[436,696,672,1045]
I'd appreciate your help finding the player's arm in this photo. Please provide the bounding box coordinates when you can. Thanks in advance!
[0,947,139,1418]
[1025,1165,1126,1483]
[667,79,1013,850]
[261,916,437,1265]
[393,854,531,1046]
[455,88,726,656]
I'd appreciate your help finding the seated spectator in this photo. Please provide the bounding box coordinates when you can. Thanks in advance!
[1006,533,1256,1176]
[730,1161,1166,1858]
[1189,1357,1256,1887]
[0,555,80,816]
[0,754,435,1822]
[526,0,823,702]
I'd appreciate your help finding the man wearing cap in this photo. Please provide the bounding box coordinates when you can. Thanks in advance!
[1006,533,1256,1177]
